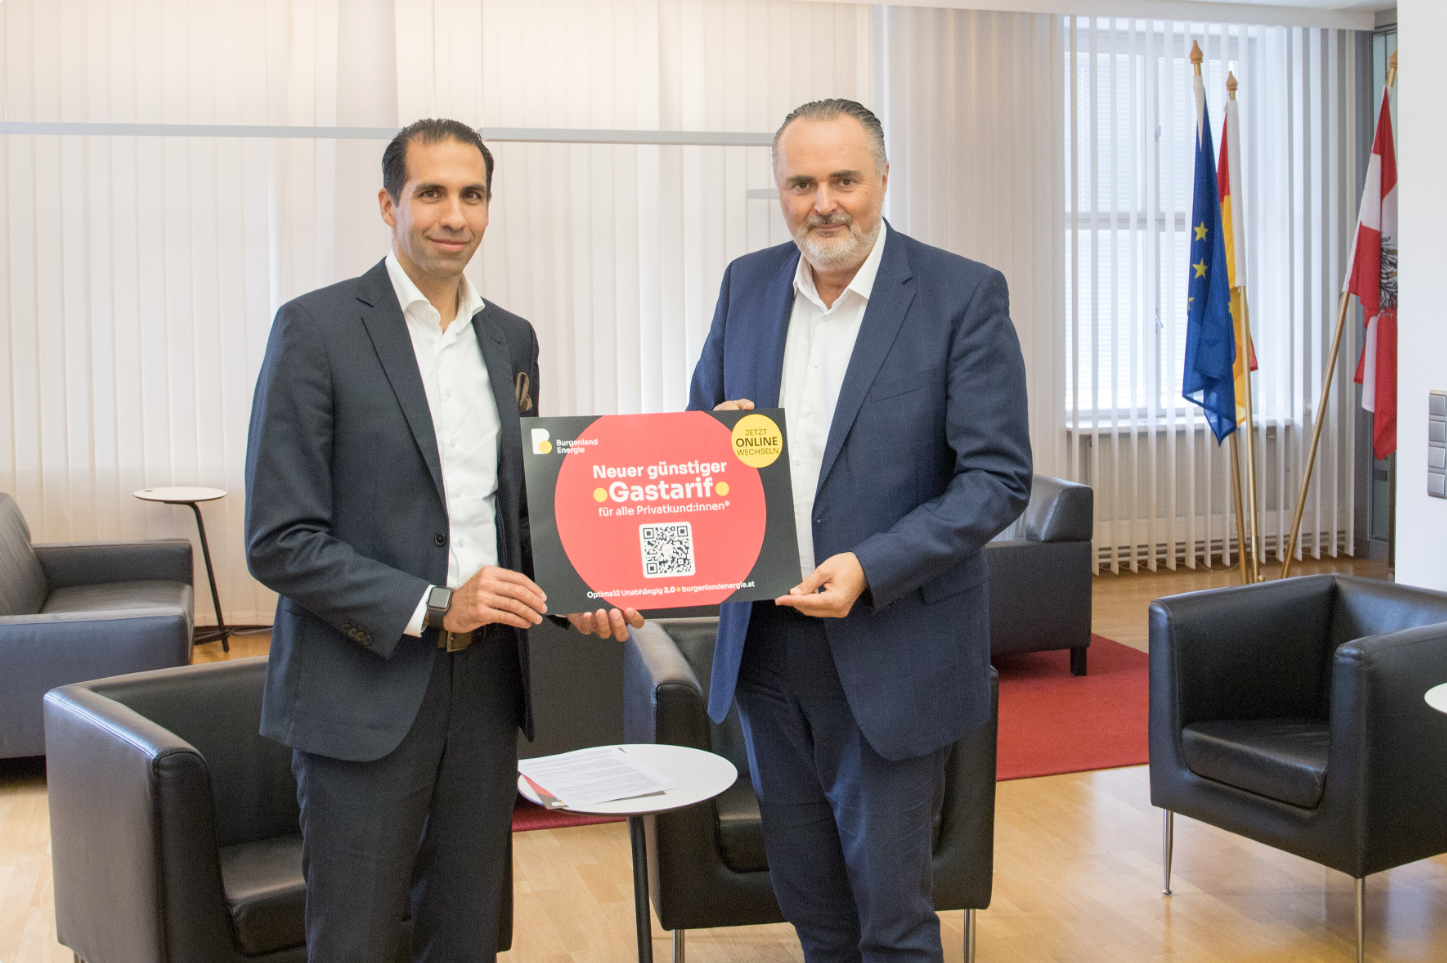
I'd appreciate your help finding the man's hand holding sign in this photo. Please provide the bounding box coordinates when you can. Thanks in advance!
[713,397,868,619]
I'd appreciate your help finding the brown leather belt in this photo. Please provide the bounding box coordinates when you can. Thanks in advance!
[438,628,478,653]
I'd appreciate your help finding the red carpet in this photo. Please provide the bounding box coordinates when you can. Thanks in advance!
[995,635,1149,780]
[512,634,1147,830]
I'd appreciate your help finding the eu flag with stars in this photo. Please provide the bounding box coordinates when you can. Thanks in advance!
[1182,98,1237,442]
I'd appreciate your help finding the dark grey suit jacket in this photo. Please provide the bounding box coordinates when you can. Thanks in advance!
[245,258,541,762]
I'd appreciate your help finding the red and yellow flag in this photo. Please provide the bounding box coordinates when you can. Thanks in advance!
[1217,99,1258,427]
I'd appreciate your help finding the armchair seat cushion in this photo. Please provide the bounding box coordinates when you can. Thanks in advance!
[218,834,307,956]
[42,580,190,616]
[1181,718,1329,809]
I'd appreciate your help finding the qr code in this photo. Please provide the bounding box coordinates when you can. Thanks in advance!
[640,522,695,578]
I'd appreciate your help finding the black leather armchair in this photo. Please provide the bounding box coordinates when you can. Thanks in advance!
[987,475,1093,674]
[625,619,997,963]
[1149,574,1447,963]
[1,492,193,758]
[43,657,511,963]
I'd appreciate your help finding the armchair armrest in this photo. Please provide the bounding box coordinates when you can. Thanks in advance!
[1018,475,1093,543]
[0,609,193,757]
[34,539,193,589]
[1149,575,1339,730]
[624,623,709,750]
[44,683,236,963]
[1327,622,1447,875]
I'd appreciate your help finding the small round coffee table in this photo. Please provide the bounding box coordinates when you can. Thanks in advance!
[134,487,230,652]
[1426,684,1447,714]
[518,744,736,963]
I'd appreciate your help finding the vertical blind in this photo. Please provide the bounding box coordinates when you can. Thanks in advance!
[873,6,1067,482]
[0,0,867,625]
[874,10,1364,572]
[1060,17,1363,572]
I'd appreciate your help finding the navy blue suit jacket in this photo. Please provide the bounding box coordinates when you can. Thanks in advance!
[245,259,539,762]
[689,226,1032,761]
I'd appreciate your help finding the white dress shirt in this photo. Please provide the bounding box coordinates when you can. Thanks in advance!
[384,253,503,637]
[778,222,889,577]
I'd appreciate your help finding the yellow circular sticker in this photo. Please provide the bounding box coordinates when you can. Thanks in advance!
[731,413,784,468]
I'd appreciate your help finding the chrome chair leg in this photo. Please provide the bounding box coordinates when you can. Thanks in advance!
[1355,877,1365,963]
[1162,809,1174,895]
[965,908,977,963]
[673,928,685,963]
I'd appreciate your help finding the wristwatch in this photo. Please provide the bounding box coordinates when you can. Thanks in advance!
[425,585,454,630]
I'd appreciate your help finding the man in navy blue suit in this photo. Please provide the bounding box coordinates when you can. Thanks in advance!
[689,99,1032,962]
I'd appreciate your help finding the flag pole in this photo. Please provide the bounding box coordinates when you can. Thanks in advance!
[1281,292,1353,580]
[1197,41,1250,585]
[1230,435,1251,583]
[1228,71,1263,582]
[1281,51,1396,578]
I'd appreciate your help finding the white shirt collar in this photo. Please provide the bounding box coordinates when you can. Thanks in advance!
[384,251,485,330]
[792,220,888,311]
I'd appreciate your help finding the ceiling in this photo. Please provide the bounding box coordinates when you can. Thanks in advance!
[1190,0,1393,9]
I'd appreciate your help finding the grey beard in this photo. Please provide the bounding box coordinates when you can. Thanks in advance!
[793,217,882,274]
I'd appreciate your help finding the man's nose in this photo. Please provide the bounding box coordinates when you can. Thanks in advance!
[439,195,467,229]
[811,185,838,214]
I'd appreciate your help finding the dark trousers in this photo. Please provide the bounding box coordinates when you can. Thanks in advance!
[735,605,949,963]
[292,633,522,963]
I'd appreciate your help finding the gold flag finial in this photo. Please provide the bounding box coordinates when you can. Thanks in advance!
[1191,40,1203,76]
[1388,50,1398,89]
[1227,71,1238,99]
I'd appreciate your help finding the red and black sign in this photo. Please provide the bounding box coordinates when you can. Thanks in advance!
[521,409,800,615]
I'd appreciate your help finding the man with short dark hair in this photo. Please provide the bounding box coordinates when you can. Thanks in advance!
[246,117,639,963]
[691,99,1032,962]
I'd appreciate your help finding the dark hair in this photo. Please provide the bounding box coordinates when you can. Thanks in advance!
[382,118,494,202]
[772,98,887,174]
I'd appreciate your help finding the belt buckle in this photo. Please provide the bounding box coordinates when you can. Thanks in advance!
[439,629,474,653]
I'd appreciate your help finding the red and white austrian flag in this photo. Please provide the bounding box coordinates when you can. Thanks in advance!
[1347,85,1398,460]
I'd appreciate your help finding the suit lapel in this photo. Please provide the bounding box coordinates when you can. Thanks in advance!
[816,231,916,494]
[357,261,446,505]
[472,305,524,567]
[748,249,799,408]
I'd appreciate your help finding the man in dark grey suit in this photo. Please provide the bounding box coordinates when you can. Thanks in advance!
[246,119,638,963]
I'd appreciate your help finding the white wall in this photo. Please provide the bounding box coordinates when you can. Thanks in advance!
[1393,0,1447,591]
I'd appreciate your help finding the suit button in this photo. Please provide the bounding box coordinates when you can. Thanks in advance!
[434,533,447,546]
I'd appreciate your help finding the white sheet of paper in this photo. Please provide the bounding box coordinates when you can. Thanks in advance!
[519,746,678,808]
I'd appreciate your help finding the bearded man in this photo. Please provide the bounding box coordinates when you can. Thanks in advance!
[688,99,1032,963]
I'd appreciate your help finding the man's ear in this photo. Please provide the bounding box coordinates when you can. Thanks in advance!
[379,188,398,228]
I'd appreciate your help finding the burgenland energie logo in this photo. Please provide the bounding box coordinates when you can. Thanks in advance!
[531,428,552,454]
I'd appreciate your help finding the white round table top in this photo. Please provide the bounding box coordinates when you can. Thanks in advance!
[517,744,737,816]
[134,487,227,504]
[1426,684,1447,715]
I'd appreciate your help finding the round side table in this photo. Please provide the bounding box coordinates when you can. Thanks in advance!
[134,487,230,652]
[518,744,737,963]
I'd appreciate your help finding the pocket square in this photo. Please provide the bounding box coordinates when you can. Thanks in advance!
[515,372,534,413]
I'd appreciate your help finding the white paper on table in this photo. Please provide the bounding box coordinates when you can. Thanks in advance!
[518,746,677,809]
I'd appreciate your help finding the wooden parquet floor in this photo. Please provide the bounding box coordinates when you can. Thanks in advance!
[4,555,1442,963]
